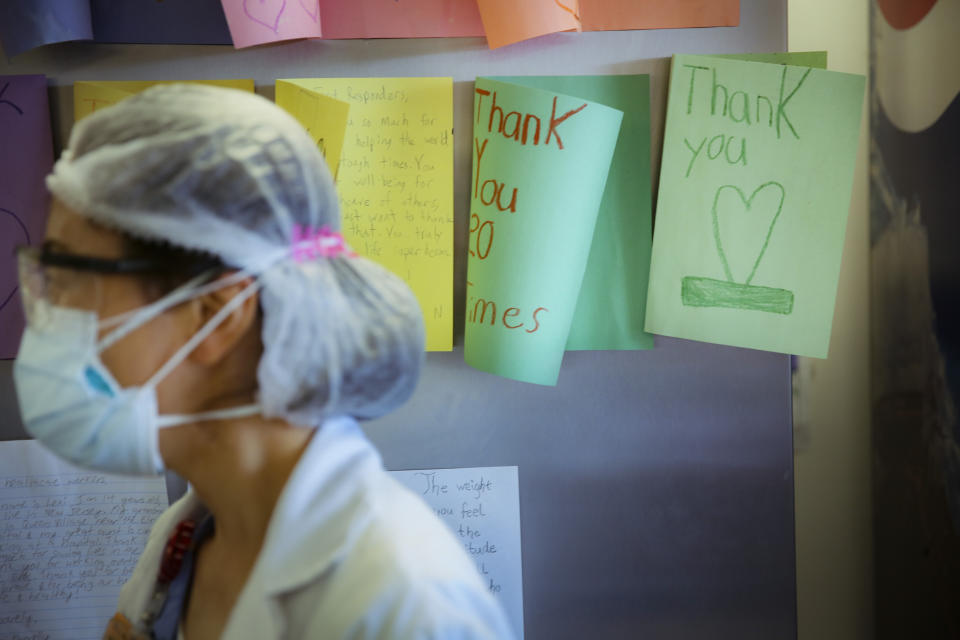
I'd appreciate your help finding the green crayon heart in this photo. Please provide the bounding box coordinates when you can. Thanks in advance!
[712,181,785,285]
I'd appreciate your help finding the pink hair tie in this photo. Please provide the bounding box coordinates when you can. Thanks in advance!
[291,224,358,263]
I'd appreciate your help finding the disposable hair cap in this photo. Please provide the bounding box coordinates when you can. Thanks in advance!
[47,83,425,424]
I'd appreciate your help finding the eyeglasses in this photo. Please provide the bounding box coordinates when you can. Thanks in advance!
[15,244,222,328]
[17,244,190,275]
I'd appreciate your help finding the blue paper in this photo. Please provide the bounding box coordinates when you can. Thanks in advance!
[0,0,92,58]
[90,0,232,45]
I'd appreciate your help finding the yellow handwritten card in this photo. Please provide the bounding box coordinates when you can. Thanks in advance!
[276,78,454,351]
[645,55,865,357]
[73,79,254,120]
[275,81,350,180]
[466,78,622,385]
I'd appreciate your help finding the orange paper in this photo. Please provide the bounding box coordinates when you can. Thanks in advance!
[580,0,739,31]
[476,0,580,49]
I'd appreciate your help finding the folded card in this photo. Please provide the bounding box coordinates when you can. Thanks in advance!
[645,54,865,357]
[276,78,455,351]
[465,78,622,384]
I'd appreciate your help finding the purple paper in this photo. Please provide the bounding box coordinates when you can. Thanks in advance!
[0,0,92,58]
[90,0,232,45]
[0,75,54,359]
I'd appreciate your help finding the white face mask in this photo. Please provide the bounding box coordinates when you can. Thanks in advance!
[13,274,263,476]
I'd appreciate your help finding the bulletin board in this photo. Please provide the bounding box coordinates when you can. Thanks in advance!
[0,1,795,637]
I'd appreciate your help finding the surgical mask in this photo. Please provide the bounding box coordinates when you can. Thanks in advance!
[13,269,264,476]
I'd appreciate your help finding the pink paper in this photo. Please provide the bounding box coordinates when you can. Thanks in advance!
[221,0,323,48]
[319,0,485,39]
[0,75,54,359]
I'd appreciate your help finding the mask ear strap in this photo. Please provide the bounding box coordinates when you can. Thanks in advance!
[143,277,263,391]
[156,403,263,429]
[96,246,290,354]
[97,269,253,354]
[97,272,213,337]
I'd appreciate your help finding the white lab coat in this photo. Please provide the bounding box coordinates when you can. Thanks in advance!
[115,416,516,639]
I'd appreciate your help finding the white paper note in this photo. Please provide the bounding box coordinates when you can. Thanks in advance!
[389,465,524,639]
[0,440,167,640]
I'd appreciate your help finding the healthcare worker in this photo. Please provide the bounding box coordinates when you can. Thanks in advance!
[13,84,515,640]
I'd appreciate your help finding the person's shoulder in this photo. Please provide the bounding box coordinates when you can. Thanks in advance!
[299,550,515,640]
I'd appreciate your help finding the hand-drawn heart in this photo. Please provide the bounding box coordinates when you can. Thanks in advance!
[298,0,319,22]
[0,207,30,313]
[711,181,785,285]
[243,0,287,33]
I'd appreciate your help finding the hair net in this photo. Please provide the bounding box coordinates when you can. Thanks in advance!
[46,83,425,424]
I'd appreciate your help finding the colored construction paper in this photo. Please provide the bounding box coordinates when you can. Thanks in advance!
[220,0,323,49]
[277,78,455,351]
[466,78,622,385]
[275,81,350,180]
[714,51,828,69]
[90,0,233,45]
[319,0,485,39]
[645,54,865,357]
[495,75,653,351]
[580,0,739,31]
[73,79,255,120]
[476,0,579,49]
[0,0,92,58]
[0,75,54,359]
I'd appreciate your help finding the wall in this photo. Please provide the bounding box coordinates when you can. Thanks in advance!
[0,3,801,638]
[788,0,873,639]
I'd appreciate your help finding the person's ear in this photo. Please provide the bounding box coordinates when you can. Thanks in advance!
[187,276,260,367]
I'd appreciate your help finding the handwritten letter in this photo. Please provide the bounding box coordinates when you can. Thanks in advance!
[278,78,455,351]
[494,75,654,351]
[0,75,54,359]
[465,78,622,385]
[645,54,865,357]
[0,440,167,640]
[389,466,523,639]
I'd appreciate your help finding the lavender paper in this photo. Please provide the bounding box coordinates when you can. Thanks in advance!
[0,75,54,358]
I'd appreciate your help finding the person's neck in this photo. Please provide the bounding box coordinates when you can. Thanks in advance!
[172,417,314,555]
